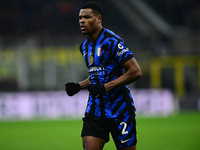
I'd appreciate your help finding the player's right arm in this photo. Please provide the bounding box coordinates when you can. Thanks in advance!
[65,77,90,96]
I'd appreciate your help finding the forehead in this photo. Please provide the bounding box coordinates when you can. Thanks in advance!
[79,8,94,16]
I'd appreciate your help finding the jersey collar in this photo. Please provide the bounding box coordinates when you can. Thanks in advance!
[86,28,105,46]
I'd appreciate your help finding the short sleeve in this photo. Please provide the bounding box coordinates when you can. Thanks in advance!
[112,40,134,66]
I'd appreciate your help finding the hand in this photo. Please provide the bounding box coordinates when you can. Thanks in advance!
[88,84,106,98]
[65,82,80,96]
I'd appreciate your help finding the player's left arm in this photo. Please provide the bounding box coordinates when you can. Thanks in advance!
[104,58,142,91]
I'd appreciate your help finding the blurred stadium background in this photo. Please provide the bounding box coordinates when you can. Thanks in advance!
[0,0,200,149]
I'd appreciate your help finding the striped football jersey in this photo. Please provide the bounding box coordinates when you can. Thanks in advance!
[79,28,136,118]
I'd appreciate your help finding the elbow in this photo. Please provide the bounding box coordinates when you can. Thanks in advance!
[132,68,142,81]
[136,70,142,80]
[138,69,142,79]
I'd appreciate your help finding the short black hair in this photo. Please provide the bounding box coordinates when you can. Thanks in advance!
[81,1,103,15]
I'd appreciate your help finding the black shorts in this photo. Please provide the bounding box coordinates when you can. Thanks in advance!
[81,114,137,148]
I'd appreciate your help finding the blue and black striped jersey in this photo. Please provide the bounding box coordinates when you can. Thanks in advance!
[79,28,136,118]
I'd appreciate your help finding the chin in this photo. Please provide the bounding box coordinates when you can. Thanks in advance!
[82,31,89,35]
[82,32,88,35]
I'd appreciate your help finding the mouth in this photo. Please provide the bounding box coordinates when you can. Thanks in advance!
[80,25,86,30]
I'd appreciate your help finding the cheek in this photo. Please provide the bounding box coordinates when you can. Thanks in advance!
[89,22,98,31]
[88,19,97,29]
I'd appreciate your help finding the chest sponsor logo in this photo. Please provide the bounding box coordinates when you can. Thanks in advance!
[88,66,105,76]
[89,66,104,72]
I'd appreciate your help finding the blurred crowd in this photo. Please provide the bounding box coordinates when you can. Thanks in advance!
[0,0,134,37]
[0,0,199,56]
[145,0,200,29]
[0,0,84,36]
[2,0,199,37]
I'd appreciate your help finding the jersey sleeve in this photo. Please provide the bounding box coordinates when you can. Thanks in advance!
[111,40,134,66]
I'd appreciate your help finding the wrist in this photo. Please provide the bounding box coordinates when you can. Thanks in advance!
[104,83,110,92]
[88,84,106,97]
[79,82,89,90]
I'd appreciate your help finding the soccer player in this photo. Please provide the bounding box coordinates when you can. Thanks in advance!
[65,2,142,150]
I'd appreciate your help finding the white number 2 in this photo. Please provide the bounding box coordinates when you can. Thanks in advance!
[120,121,128,135]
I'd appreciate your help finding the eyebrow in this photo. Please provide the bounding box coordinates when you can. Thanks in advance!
[78,14,91,18]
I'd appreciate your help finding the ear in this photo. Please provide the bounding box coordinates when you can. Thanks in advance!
[97,15,102,23]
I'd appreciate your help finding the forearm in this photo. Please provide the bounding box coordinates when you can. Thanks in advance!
[105,58,142,91]
[105,69,141,91]
[79,77,90,90]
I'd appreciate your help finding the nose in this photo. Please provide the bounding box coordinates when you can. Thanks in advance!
[79,18,85,24]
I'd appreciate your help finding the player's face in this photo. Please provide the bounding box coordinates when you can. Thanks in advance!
[78,8,100,35]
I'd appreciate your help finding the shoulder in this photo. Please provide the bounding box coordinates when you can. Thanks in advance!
[79,39,87,51]
[103,28,124,43]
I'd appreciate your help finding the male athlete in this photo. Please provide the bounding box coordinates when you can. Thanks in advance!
[65,2,142,150]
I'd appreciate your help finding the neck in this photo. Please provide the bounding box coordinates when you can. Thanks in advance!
[88,26,102,43]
